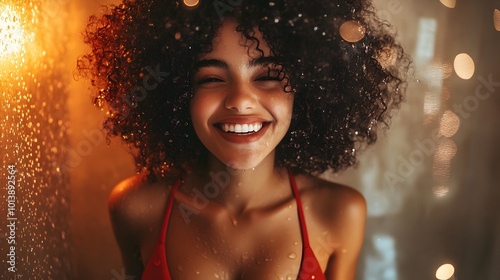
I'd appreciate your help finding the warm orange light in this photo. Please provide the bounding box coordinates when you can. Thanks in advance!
[433,185,449,197]
[439,110,460,137]
[340,20,365,43]
[183,0,200,8]
[436,263,455,279]
[454,53,475,80]
[0,5,25,62]
[439,0,456,8]
[494,9,500,31]
[435,139,457,162]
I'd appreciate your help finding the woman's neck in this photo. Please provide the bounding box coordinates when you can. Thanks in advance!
[188,152,289,218]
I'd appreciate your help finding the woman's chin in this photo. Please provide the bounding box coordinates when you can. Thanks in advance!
[223,160,260,171]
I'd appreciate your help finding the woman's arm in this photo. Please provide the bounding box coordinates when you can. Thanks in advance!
[324,189,367,280]
[108,177,145,279]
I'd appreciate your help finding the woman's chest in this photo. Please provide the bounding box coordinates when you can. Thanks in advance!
[172,204,308,279]
[141,200,321,279]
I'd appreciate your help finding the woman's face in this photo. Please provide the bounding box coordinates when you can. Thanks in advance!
[190,20,294,170]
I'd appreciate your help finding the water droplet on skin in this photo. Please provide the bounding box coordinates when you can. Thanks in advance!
[212,247,218,254]
[195,271,200,275]
[294,241,298,246]
[214,273,220,279]
[288,252,297,259]
[287,217,291,221]
[286,275,294,280]
[177,265,184,271]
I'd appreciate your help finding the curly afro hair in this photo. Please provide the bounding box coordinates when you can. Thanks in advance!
[78,0,409,180]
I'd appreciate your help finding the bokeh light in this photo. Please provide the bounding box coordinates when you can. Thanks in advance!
[183,0,200,8]
[424,91,441,116]
[433,185,449,197]
[434,139,457,163]
[339,20,365,43]
[436,263,455,279]
[494,9,500,31]
[439,0,456,9]
[0,5,25,61]
[453,53,475,80]
[0,0,72,278]
[439,110,460,137]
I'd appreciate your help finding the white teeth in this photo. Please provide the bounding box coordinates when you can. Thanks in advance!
[220,122,264,134]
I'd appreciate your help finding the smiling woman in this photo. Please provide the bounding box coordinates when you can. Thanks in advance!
[77,0,409,279]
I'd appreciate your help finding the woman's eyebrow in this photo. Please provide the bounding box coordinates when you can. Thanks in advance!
[194,59,229,71]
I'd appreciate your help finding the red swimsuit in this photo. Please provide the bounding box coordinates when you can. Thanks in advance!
[141,172,326,280]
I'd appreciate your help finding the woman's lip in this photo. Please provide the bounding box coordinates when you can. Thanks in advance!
[214,122,270,144]
[214,116,271,124]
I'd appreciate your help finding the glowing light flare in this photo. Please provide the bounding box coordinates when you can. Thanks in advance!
[340,20,365,43]
[434,139,457,163]
[0,5,26,61]
[433,185,449,197]
[494,9,500,31]
[436,263,455,279]
[439,110,460,137]
[424,91,441,116]
[439,0,456,9]
[376,47,397,68]
[183,0,200,7]
[454,53,475,80]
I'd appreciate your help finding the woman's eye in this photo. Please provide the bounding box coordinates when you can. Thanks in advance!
[196,77,224,85]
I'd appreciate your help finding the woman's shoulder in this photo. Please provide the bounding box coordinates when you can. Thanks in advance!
[296,174,366,235]
[108,173,175,239]
[297,174,366,211]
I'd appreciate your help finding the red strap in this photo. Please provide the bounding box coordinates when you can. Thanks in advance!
[159,179,181,244]
[288,171,311,248]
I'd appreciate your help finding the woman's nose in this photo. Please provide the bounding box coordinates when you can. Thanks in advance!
[224,81,257,112]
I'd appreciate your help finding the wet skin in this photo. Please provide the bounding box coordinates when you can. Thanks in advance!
[109,20,366,280]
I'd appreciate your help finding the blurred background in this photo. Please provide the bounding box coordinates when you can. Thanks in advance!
[0,0,499,279]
